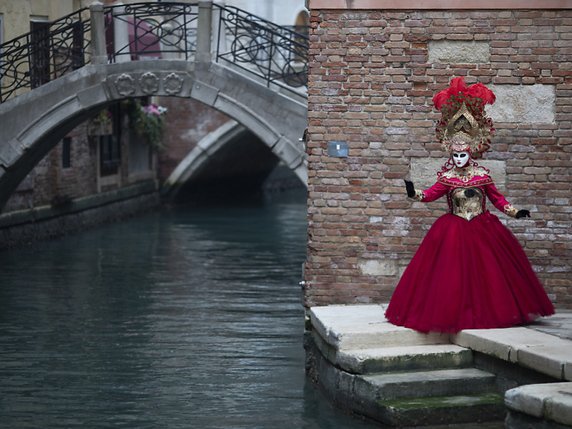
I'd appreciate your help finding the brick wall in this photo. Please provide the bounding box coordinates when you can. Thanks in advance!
[3,124,98,212]
[304,7,572,308]
[3,104,157,214]
[157,97,232,183]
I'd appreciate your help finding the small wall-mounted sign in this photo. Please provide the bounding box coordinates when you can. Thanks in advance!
[327,141,349,158]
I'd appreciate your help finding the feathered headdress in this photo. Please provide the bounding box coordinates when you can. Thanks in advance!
[433,77,496,158]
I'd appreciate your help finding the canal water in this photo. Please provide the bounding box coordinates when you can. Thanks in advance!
[0,191,376,428]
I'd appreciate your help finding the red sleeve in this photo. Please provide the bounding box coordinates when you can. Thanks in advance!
[484,183,518,217]
[418,181,449,202]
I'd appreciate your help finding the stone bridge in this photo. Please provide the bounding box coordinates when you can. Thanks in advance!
[0,1,308,211]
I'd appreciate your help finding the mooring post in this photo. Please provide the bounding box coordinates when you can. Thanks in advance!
[196,1,213,63]
[89,1,107,64]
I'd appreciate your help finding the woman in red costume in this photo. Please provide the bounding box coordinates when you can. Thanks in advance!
[385,77,555,333]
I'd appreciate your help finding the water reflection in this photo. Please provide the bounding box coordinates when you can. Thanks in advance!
[0,192,375,428]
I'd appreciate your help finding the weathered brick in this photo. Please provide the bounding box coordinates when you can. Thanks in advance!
[305,7,572,309]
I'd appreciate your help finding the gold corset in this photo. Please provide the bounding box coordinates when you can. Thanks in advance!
[450,187,484,221]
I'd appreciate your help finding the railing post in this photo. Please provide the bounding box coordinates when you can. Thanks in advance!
[113,2,130,63]
[90,1,107,64]
[161,16,179,60]
[196,1,213,63]
[212,1,226,60]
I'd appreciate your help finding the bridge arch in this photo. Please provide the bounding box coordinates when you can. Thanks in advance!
[0,60,307,210]
[163,120,245,200]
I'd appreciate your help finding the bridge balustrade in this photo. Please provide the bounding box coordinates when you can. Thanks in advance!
[0,1,308,104]
[104,2,198,62]
[215,5,308,89]
[0,8,92,102]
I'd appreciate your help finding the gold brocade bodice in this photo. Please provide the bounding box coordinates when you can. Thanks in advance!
[450,187,484,221]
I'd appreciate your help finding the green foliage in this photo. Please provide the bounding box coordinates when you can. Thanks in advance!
[128,99,167,150]
[93,109,112,125]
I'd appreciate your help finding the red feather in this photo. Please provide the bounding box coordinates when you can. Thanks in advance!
[433,77,495,110]
[466,82,496,105]
[449,77,467,94]
[432,91,450,110]
[433,77,466,110]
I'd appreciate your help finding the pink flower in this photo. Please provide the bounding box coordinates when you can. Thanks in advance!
[142,103,166,116]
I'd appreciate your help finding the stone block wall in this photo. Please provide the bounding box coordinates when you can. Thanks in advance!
[304,4,572,308]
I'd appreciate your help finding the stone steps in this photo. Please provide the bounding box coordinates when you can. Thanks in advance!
[307,305,508,426]
[376,392,506,427]
[345,354,505,426]
[356,368,497,400]
[336,344,473,374]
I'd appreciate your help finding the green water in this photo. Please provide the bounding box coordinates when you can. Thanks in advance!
[0,192,375,428]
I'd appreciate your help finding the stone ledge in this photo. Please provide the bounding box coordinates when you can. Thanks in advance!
[308,304,449,350]
[0,180,158,229]
[505,382,572,427]
[0,184,160,250]
[309,305,572,382]
[451,327,572,381]
[337,344,472,374]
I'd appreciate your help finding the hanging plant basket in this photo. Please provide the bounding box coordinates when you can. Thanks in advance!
[128,99,168,151]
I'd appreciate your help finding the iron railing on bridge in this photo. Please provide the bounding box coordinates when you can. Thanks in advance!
[215,5,308,89]
[0,8,91,102]
[0,2,308,104]
[103,2,198,63]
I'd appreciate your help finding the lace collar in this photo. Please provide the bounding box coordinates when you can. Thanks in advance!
[438,164,491,185]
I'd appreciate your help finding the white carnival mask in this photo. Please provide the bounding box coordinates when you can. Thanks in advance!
[452,151,470,168]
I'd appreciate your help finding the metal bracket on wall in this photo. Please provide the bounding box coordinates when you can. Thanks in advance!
[327,141,348,158]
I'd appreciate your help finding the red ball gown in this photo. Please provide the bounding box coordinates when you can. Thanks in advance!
[385,164,555,333]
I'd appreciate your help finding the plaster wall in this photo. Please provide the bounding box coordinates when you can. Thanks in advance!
[0,0,90,41]
[220,0,307,26]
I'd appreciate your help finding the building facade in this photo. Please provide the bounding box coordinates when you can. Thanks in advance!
[304,0,572,308]
[0,0,308,246]
[155,0,308,196]
[0,0,159,247]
